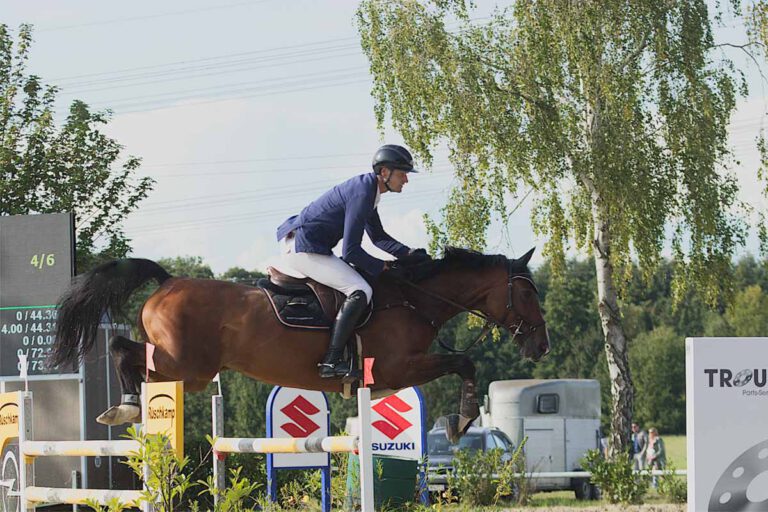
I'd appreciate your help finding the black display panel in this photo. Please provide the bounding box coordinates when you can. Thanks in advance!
[0,213,75,376]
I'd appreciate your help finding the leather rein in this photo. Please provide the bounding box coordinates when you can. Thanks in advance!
[375,261,547,354]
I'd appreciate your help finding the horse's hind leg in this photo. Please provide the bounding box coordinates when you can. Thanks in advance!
[96,335,145,426]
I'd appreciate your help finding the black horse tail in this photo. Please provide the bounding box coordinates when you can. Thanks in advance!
[50,258,172,370]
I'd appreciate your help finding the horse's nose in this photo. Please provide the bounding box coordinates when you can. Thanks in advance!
[539,328,550,357]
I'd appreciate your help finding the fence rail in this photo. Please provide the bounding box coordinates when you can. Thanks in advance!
[427,469,687,485]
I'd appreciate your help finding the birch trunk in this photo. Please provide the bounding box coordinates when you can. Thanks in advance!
[592,207,633,459]
[582,93,633,459]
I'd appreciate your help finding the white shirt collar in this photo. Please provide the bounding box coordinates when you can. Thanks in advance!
[374,185,381,208]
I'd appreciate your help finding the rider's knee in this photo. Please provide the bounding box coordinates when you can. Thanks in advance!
[346,283,372,304]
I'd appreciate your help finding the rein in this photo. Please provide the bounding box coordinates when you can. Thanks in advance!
[375,262,546,354]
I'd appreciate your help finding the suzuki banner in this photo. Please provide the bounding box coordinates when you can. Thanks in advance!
[370,387,426,460]
[686,337,768,511]
[267,387,330,469]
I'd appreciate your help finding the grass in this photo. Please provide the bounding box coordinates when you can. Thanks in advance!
[515,436,687,508]
[664,435,686,469]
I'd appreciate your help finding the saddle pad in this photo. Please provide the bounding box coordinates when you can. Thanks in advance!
[258,278,332,328]
[257,279,372,330]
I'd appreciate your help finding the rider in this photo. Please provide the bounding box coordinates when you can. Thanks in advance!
[275,144,429,379]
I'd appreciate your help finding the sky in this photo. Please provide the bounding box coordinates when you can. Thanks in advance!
[4,0,767,274]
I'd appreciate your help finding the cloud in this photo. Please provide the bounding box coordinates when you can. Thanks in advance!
[236,236,278,273]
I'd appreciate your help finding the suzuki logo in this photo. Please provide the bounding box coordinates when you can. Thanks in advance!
[280,396,321,437]
[372,395,412,440]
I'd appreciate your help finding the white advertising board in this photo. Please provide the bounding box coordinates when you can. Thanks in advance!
[267,387,329,468]
[686,337,768,511]
[369,387,426,460]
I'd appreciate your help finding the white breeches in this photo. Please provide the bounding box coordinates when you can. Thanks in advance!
[274,236,373,303]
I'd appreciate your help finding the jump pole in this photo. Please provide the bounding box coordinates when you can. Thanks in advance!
[0,381,183,511]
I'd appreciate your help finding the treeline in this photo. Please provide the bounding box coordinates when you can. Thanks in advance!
[130,254,768,465]
[420,254,768,437]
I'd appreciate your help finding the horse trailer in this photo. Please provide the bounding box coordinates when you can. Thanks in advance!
[478,379,602,499]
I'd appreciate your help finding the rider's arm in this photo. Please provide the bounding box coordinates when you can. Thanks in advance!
[342,192,387,276]
[365,209,410,258]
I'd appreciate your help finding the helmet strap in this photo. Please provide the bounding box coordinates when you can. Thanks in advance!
[383,173,395,192]
[380,167,396,192]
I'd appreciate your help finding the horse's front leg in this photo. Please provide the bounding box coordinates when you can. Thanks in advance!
[381,353,479,442]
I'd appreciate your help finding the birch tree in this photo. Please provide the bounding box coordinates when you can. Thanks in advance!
[358,0,747,456]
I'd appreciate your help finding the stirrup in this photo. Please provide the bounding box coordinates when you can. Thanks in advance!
[341,368,362,384]
[318,360,352,378]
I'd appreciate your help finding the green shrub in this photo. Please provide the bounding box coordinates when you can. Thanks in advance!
[447,439,529,506]
[583,449,650,504]
[198,466,261,512]
[495,438,530,505]
[657,463,687,503]
[123,426,195,511]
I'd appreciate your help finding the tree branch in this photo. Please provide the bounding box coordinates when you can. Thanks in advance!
[713,41,768,86]
[620,29,653,68]
[475,55,558,113]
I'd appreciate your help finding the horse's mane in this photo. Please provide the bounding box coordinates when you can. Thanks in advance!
[403,247,531,282]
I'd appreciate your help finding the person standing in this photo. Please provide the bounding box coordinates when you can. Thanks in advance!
[646,427,666,487]
[631,422,648,471]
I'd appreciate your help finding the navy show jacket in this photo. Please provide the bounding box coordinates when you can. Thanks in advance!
[276,172,410,277]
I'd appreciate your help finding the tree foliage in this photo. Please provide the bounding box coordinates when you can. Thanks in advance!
[357,0,748,456]
[629,326,686,434]
[725,284,768,335]
[358,0,745,296]
[0,24,153,270]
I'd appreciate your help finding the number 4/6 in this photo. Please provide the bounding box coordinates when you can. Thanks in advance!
[30,253,55,269]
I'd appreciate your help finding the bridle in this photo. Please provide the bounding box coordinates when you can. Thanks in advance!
[376,260,547,354]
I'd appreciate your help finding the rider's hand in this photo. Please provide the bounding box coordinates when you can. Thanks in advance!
[398,248,431,264]
[384,261,411,280]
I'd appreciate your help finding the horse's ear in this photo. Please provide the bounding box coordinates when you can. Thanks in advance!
[518,247,535,266]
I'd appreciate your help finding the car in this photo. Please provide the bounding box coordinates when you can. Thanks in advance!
[426,426,517,495]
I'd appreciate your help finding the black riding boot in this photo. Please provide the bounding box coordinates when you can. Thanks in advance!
[318,290,367,379]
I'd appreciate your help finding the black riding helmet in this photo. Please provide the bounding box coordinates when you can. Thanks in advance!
[372,144,419,174]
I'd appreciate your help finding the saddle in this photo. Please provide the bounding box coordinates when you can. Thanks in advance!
[258,267,372,330]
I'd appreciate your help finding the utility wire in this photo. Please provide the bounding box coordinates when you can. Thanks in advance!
[72,69,367,108]
[56,77,372,116]
[39,0,274,33]
[140,151,372,168]
[57,46,362,92]
[51,36,357,82]
[126,189,449,234]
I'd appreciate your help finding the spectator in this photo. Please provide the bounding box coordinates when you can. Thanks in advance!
[599,429,608,458]
[646,427,666,487]
[631,422,647,470]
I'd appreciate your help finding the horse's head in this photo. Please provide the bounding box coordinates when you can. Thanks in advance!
[411,246,550,362]
[495,248,550,362]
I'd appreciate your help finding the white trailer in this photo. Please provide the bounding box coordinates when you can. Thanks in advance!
[479,379,602,499]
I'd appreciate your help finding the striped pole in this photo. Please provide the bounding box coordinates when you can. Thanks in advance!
[213,436,357,455]
[212,394,225,509]
[22,440,140,459]
[357,387,374,512]
[25,487,142,506]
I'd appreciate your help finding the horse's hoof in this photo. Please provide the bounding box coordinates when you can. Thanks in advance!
[444,413,474,444]
[96,405,141,426]
[444,414,461,444]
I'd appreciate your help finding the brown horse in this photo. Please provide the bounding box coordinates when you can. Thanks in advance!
[51,247,549,441]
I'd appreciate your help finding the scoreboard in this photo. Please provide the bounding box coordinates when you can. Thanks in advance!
[0,213,75,376]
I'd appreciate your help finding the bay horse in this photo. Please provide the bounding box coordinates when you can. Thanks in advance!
[51,247,549,442]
